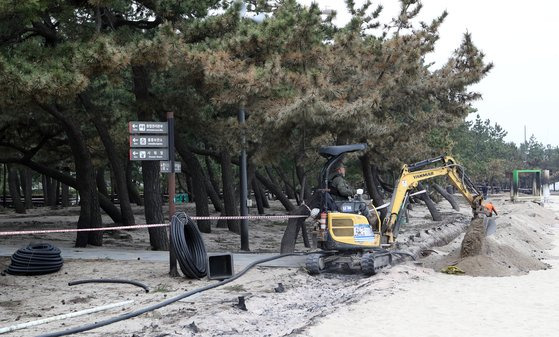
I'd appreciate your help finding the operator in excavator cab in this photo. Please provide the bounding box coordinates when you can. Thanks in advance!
[328,161,377,226]
[328,161,355,201]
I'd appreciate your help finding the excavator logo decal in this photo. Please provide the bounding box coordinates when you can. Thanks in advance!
[413,172,435,179]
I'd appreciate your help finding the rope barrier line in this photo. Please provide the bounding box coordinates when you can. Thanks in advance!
[0,215,309,236]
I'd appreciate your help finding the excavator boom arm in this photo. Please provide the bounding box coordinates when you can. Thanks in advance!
[383,156,482,242]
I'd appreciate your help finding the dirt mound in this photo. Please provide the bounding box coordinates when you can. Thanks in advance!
[422,198,555,277]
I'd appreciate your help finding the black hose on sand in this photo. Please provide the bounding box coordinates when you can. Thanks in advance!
[68,279,150,293]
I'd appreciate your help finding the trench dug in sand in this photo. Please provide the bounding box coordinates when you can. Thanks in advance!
[460,217,486,257]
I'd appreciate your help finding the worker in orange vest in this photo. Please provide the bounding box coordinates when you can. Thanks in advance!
[484,202,498,217]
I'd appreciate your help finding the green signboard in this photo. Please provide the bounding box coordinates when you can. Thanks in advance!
[174,193,189,204]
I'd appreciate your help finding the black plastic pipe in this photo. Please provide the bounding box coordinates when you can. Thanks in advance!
[68,279,150,293]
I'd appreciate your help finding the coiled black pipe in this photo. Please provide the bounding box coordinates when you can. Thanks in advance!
[68,279,150,293]
[170,212,207,278]
[5,243,63,275]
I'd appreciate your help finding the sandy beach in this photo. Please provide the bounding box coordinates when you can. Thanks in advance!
[305,199,559,337]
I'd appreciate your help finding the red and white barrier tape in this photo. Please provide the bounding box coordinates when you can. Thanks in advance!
[0,223,169,236]
[0,214,308,236]
[190,215,308,221]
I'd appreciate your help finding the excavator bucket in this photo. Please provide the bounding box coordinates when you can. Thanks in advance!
[484,217,497,236]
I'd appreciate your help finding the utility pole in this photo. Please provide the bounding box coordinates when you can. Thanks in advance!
[239,107,249,251]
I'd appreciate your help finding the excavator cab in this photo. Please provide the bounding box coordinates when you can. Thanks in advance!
[316,143,381,249]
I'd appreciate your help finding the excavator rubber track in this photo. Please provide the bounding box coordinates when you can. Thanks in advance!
[360,252,392,276]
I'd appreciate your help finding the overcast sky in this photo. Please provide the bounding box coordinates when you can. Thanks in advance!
[298,0,559,146]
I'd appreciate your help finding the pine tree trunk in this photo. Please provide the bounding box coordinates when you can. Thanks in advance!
[186,176,194,201]
[433,183,460,211]
[96,167,109,198]
[256,170,295,212]
[21,159,121,223]
[176,173,186,193]
[55,180,60,208]
[248,164,264,215]
[280,193,320,253]
[126,161,143,206]
[69,145,101,246]
[42,175,50,206]
[201,155,223,211]
[204,169,223,213]
[8,165,25,214]
[2,164,7,207]
[20,167,33,209]
[295,162,311,201]
[48,177,58,208]
[142,161,169,250]
[39,104,103,247]
[175,141,212,233]
[274,166,297,201]
[265,166,281,194]
[252,175,265,214]
[446,185,454,194]
[285,182,296,200]
[61,182,70,207]
[132,65,169,249]
[110,172,115,203]
[44,175,56,208]
[17,168,25,204]
[257,178,269,208]
[14,168,22,199]
[218,151,240,232]
[360,154,387,220]
[81,93,136,226]
[417,183,442,221]
[205,156,221,199]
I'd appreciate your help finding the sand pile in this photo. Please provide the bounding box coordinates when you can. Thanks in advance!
[422,198,555,276]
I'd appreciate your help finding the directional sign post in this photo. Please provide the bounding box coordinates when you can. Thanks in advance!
[130,135,169,148]
[160,161,181,173]
[129,149,169,161]
[129,121,168,134]
[128,117,178,276]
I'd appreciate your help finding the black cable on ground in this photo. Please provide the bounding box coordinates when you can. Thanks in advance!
[68,279,150,293]
[5,243,63,275]
[170,212,207,278]
[37,252,312,337]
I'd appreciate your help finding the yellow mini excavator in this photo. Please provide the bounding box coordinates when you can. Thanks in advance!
[307,143,494,275]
